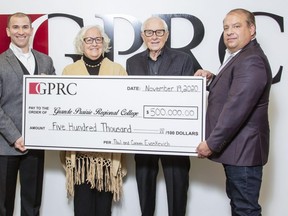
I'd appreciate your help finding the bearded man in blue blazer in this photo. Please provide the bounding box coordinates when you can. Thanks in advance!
[0,12,55,216]
[196,9,272,216]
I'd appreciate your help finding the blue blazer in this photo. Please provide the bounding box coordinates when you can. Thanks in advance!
[206,39,272,166]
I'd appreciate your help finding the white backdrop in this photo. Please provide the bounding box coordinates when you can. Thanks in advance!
[1,0,288,215]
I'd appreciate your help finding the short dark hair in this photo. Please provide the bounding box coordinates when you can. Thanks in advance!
[7,12,32,28]
[227,8,256,37]
[228,8,256,28]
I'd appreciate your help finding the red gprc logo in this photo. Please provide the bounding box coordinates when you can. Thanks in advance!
[28,82,77,95]
[29,82,40,94]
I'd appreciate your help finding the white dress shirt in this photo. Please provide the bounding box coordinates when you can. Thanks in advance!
[9,43,36,74]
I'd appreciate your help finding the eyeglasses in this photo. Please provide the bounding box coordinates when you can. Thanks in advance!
[143,29,166,37]
[83,37,103,44]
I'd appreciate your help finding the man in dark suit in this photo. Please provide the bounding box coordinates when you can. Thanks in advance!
[126,16,194,216]
[0,12,55,216]
[196,9,272,216]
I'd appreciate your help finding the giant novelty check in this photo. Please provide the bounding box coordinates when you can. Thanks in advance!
[23,76,206,156]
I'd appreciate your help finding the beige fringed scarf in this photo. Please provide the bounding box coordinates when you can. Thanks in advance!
[60,151,126,201]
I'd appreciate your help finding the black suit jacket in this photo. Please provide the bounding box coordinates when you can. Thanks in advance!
[126,46,194,76]
[206,39,272,166]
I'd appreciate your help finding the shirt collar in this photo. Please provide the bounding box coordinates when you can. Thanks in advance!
[9,42,32,58]
[225,48,241,59]
[226,38,255,57]
[146,46,165,61]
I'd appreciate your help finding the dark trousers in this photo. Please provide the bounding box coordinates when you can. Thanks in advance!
[74,183,113,216]
[135,154,190,216]
[223,164,263,216]
[0,150,44,216]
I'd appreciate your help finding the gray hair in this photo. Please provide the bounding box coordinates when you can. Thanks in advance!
[141,16,168,32]
[74,25,111,55]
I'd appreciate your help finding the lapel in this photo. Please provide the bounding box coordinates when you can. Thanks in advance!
[5,49,23,81]
[209,39,258,90]
[157,46,171,76]
[31,49,38,75]
[209,55,237,89]
[141,51,150,75]
[99,58,110,75]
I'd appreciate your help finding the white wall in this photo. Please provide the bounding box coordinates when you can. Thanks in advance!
[2,0,288,215]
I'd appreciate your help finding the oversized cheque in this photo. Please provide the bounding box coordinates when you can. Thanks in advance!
[23,76,206,156]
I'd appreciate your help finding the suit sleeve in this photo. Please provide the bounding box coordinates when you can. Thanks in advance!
[0,80,21,144]
[182,54,195,76]
[126,58,132,75]
[0,110,21,144]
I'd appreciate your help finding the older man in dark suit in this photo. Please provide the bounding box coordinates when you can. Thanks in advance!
[0,12,55,216]
[196,8,272,216]
[126,16,194,216]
